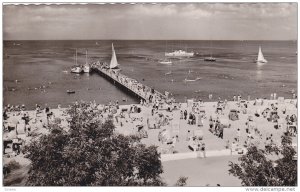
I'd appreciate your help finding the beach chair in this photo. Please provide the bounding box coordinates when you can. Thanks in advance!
[288,125,297,136]
[158,129,172,143]
[137,125,148,138]
[147,117,157,129]
[229,109,239,121]
[199,110,206,118]
[16,123,26,135]
[216,107,223,115]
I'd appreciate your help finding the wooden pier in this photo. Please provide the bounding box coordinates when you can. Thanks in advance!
[93,66,166,102]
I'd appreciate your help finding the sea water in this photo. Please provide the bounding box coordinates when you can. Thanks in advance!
[3,40,297,109]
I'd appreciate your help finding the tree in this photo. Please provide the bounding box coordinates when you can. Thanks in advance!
[24,101,165,186]
[228,134,297,186]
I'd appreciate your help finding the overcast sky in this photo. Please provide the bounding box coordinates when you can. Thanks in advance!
[3,3,297,40]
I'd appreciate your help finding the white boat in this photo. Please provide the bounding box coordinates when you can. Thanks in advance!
[71,66,83,73]
[165,71,172,75]
[83,49,91,73]
[256,46,267,64]
[109,43,119,69]
[204,56,216,62]
[71,49,83,74]
[159,59,172,65]
[165,50,194,57]
[184,77,202,82]
[83,65,90,73]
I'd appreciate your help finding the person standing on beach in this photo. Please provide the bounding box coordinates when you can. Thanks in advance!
[219,125,224,139]
[184,110,187,120]
[236,128,241,143]
[21,113,30,133]
[201,142,206,158]
[171,136,177,153]
[186,130,191,141]
[197,113,203,127]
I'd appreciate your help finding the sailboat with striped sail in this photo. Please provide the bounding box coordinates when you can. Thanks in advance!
[109,43,119,69]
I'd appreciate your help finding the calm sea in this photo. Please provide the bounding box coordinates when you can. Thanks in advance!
[3,40,297,110]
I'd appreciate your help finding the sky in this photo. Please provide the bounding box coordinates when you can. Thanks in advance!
[3,3,298,40]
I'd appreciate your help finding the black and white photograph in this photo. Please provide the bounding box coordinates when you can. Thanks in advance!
[2,1,298,190]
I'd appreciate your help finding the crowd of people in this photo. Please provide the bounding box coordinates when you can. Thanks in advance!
[94,62,176,105]
[2,91,298,159]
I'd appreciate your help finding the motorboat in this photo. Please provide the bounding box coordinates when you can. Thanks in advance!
[184,77,202,82]
[165,50,194,57]
[159,59,172,65]
[165,71,172,75]
[67,90,75,94]
[204,56,217,62]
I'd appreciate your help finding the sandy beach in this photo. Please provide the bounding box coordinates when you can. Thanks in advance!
[3,96,297,186]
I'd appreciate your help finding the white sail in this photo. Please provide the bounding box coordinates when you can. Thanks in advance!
[257,46,267,63]
[109,43,119,69]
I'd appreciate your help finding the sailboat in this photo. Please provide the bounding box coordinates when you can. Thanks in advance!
[255,46,267,64]
[83,49,91,73]
[71,49,83,74]
[109,43,119,69]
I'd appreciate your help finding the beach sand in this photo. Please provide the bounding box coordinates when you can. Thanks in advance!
[2,98,297,186]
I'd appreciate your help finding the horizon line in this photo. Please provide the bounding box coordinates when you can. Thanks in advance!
[3,39,297,41]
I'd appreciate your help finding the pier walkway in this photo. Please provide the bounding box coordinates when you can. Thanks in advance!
[93,65,168,102]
